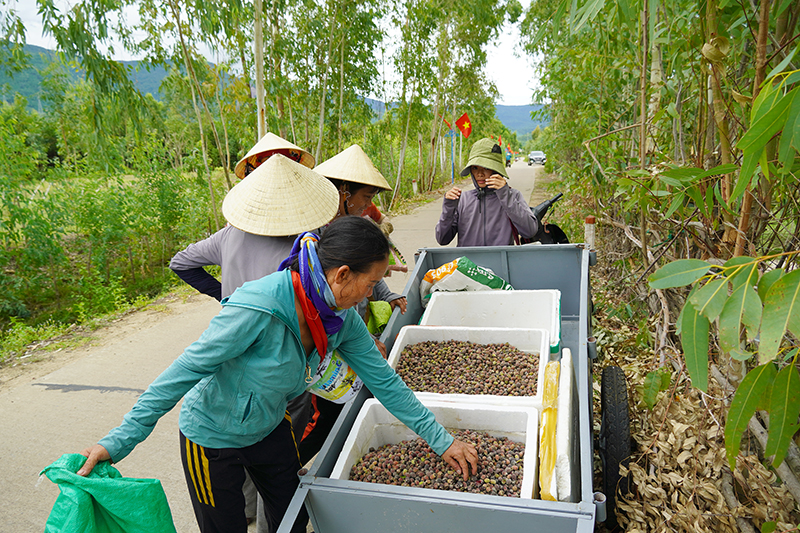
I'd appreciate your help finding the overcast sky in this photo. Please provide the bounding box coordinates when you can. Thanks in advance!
[14,0,538,106]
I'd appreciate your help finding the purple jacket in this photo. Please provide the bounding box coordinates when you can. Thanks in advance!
[435,185,538,247]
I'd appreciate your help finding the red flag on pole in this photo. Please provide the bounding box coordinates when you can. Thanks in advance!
[441,114,452,130]
[455,112,472,138]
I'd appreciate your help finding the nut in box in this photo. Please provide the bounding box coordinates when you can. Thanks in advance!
[330,399,540,499]
[387,326,551,404]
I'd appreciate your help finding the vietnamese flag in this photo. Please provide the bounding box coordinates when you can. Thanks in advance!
[455,112,472,138]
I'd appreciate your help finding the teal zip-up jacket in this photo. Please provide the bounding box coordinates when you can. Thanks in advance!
[99,269,453,461]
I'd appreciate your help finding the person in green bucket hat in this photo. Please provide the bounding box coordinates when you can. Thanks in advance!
[435,137,539,247]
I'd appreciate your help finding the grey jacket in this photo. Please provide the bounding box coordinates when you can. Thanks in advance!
[170,224,402,307]
[435,185,538,247]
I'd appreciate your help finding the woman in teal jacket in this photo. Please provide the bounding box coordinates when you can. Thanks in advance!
[77,216,478,533]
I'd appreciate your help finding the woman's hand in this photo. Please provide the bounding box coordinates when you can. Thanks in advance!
[77,444,111,476]
[485,174,507,189]
[445,187,462,200]
[373,338,387,359]
[442,439,479,480]
[389,296,407,314]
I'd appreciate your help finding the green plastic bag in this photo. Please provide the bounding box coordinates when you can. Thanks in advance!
[366,300,393,335]
[40,454,177,533]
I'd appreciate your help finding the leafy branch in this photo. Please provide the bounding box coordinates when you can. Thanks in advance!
[649,255,800,469]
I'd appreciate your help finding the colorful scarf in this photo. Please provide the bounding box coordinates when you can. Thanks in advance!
[279,232,346,336]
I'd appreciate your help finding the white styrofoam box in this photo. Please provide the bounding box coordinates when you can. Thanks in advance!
[419,290,562,353]
[331,398,540,499]
[555,348,574,502]
[388,325,550,404]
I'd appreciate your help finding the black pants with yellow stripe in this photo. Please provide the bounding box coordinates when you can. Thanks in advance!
[179,415,308,533]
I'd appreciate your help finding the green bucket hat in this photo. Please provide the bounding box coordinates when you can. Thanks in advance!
[460,138,508,179]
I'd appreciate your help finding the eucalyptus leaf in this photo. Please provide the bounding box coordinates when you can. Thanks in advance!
[686,186,706,217]
[738,87,798,154]
[649,259,711,289]
[765,363,800,468]
[759,270,800,363]
[719,281,762,351]
[659,175,684,187]
[724,256,759,289]
[660,167,703,181]
[732,152,759,204]
[729,348,755,361]
[680,301,709,392]
[665,193,685,218]
[642,371,666,409]
[714,182,732,214]
[689,278,728,321]
[698,163,738,179]
[758,269,784,300]
[783,348,799,362]
[765,47,797,80]
[725,364,777,469]
[777,91,800,165]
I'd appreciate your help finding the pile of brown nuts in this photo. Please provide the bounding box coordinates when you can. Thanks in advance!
[349,429,526,497]
[395,340,538,396]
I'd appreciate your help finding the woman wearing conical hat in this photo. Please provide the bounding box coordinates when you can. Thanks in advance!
[313,144,406,317]
[292,144,411,464]
[170,137,332,530]
[234,132,315,179]
[170,147,335,302]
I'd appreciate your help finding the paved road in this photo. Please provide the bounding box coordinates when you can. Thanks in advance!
[0,161,543,532]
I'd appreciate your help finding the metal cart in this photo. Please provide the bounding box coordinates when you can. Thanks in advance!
[278,244,629,532]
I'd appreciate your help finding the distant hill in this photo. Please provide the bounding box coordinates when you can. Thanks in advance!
[3,48,548,134]
[0,44,170,108]
[496,104,549,135]
[364,97,549,135]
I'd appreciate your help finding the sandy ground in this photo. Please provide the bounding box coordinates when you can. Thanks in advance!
[0,161,543,532]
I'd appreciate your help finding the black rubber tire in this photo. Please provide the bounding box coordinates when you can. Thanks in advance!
[599,365,631,529]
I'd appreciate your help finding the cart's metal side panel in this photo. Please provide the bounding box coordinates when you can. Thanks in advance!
[577,249,595,505]
[303,483,595,533]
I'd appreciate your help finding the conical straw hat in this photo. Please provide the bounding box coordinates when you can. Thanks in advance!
[233,132,315,179]
[314,144,391,191]
[223,154,339,236]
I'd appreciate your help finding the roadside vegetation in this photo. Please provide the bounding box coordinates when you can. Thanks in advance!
[520,0,800,529]
[0,0,525,363]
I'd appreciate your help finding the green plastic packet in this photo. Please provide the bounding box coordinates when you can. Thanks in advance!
[40,454,177,533]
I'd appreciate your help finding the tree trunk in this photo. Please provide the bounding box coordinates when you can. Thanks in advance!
[271,6,287,139]
[254,0,266,139]
[214,69,231,172]
[168,0,233,191]
[735,0,771,257]
[427,19,450,189]
[338,33,346,153]
[638,4,649,263]
[315,2,337,162]
[168,2,219,230]
[706,0,736,249]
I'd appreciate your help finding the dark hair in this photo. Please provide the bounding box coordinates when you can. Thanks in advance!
[291,216,389,274]
[328,178,381,196]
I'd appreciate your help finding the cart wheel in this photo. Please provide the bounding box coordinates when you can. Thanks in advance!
[599,365,630,529]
